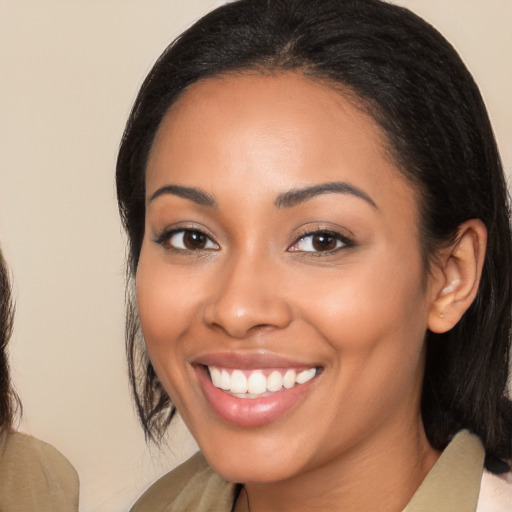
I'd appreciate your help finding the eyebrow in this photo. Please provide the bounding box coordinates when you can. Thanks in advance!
[148,185,217,208]
[275,181,377,209]
[148,181,377,210]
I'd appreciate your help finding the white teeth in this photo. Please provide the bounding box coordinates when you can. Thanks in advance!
[283,369,296,389]
[208,366,317,396]
[210,367,222,387]
[296,368,316,384]
[247,371,267,394]
[220,369,231,390]
[266,370,283,392]
[230,370,248,394]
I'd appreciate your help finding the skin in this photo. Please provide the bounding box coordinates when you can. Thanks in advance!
[136,72,460,511]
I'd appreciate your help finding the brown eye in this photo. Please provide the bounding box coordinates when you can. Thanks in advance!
[311,233,338,251]
[288,230,350,253]
[163,229,219,251]
[183,231,207,249]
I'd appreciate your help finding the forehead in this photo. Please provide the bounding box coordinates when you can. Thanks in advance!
[147,72,418,219]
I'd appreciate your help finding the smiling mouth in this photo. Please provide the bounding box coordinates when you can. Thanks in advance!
[206,366,319,399]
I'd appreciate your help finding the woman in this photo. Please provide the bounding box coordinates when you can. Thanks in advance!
[0,246,79,511]
[116,0,512,510]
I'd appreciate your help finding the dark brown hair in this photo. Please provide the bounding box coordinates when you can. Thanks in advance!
[116,0,512,471]
[0,246,20,437]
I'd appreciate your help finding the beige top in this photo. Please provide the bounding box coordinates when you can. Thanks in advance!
[131,430,511,512]
[0,432,79,512]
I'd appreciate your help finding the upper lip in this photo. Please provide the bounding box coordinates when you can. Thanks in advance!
[190,351,321,370]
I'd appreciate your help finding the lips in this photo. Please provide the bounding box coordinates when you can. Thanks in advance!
[193,354,320,427]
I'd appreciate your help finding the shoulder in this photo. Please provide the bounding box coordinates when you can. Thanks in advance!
[131,451,238,512]
[477,469,512,512]
[0,431,79,512]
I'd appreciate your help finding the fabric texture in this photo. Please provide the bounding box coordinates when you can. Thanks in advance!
[477,469,512,512]
[131,430,511,512]
[402,429,484,512]
[0,432,79,512]
[131,450,238,512]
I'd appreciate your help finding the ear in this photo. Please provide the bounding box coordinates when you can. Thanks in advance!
[428,219,487,334]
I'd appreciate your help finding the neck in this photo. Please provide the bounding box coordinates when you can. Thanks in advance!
[235,418,439,512]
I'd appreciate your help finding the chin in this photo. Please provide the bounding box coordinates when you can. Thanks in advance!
[198,435,306,484]
[210,459,295,485]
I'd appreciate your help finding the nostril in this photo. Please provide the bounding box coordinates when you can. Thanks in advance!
[202,283,293,338]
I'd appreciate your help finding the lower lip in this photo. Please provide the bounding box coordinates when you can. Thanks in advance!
[195,366,316,428]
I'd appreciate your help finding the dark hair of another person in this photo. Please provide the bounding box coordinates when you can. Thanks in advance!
[0,247,20,438]
[116,0,512,472]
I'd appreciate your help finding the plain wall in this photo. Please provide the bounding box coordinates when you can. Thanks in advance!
[0,1,510,511]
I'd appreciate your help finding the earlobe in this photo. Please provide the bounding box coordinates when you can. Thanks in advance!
[428,219,487,334]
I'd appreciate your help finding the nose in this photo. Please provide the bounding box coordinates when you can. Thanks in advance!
[202,253,292,338]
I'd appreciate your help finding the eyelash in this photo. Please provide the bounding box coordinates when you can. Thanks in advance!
[154,227,220,252]
[287,228,354,255]
[154,227,354,255]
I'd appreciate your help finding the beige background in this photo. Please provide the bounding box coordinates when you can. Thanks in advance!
[0,1,510,511]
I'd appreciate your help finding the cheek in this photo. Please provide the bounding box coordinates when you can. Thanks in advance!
[295,247,429,379]
[298,258,428,434]
[307,257,424,326]
[135,254,205,412]
[136,240,207,331]
[135,250,196,370]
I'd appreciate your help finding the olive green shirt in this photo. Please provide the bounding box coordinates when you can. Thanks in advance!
[131,430,495,512]
[0,432,79,512]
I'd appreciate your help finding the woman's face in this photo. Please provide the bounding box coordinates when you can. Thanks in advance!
[137,73,439,483]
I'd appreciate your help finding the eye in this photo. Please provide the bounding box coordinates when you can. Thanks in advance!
[156,229,219,251]
[288,230,352,253]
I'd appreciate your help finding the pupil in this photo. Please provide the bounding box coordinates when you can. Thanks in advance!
[184,231,206,249]
[312,234,336,251]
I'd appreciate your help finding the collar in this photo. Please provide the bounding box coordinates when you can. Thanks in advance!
[403,430,484,512]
